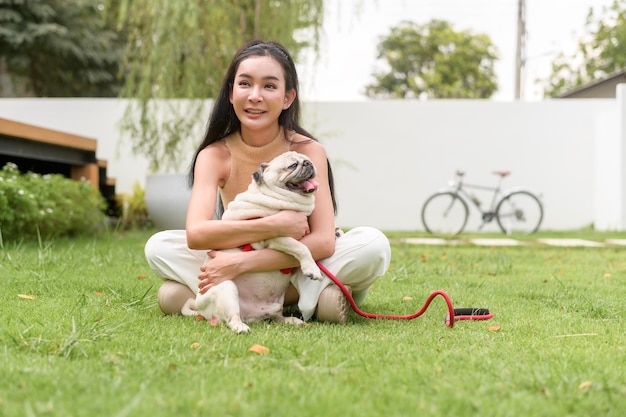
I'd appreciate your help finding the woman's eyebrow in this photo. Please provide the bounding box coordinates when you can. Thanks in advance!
[237,73,281,81]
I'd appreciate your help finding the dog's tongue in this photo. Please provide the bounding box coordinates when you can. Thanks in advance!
[301,179,319,193]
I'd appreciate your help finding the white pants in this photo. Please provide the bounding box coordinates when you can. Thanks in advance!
[144,226,391,320]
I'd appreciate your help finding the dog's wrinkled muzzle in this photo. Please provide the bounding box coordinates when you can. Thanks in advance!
[288,161,318,193]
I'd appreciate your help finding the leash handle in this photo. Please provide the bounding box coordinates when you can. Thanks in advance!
[448,308,494,322]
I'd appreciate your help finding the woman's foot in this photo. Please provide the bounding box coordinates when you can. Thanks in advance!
[315,284,351,324]
[157,280,195,315]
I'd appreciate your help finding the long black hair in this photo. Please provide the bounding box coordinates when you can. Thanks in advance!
[188,40,337,213]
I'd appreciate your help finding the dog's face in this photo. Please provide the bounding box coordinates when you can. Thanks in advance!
[253,151,318,195]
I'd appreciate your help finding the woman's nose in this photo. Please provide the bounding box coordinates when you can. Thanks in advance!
[248,86,262,101]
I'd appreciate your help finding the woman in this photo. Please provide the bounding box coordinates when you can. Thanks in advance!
[145,40,391,324]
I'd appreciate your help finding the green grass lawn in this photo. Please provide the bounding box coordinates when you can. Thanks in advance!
[1,229,625,416]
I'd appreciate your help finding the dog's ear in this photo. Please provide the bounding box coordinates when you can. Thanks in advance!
[252,163,269,185]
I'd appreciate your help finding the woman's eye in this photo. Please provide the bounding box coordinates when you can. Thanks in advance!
[238,80,250,87]
[265,84,277,89]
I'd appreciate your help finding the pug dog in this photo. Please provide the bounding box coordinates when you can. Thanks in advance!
[181,151,322,333]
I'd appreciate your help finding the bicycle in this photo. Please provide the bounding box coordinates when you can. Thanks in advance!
[421,170,543,236]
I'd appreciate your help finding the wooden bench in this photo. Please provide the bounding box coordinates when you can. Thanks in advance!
[0,117,117,214]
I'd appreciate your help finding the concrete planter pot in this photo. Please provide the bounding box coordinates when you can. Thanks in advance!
[145,173,191,230]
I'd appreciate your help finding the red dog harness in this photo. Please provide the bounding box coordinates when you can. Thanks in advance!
[239,216,294,274]
[239,243,294,274]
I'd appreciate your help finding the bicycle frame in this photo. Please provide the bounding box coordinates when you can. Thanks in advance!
[446,171,506,226]
[423,170,544,235]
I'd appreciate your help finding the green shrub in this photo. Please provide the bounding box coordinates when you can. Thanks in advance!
[115,181,152,230]
[0,162,107,241]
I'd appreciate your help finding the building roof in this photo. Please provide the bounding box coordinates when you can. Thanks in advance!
[559,70,626,99]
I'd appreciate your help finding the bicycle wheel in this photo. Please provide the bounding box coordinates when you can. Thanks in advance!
[421,191,469,236]
[495,190,543,235]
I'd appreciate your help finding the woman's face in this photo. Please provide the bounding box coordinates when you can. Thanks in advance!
[230,55,295,135]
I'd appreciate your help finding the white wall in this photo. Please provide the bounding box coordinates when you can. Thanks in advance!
[0,92,623,231]
[305,99,618,231]
[0,99,153,197]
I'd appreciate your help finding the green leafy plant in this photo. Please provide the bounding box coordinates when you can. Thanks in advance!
[115,181,152,230]
[0,0,126,97]
[365,19,499,99]
[0,162,107,241]
[542,0,626,97]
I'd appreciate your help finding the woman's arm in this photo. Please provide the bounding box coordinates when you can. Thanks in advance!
[190,139,337,292]
[185,144,311,250]
[290,138,337,260]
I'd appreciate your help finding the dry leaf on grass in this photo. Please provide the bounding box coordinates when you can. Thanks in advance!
[603,272,611,278]
[138,273,147,279]
[488,325,501,332]
[578,381,592,392]
[248,344,269,355]
[18,294,36,300]
[95,292,104,297]
[402,296,413,301]
[190,342,201,349]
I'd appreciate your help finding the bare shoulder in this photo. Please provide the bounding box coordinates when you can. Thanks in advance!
[198,140,230,160]
[289,132,327,159]
[195,140,231,185]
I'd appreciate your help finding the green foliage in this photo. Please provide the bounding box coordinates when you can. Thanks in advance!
[115,181,152,230]
[111,0,324,172]
[0,0,125,97]
[0,163,107,241]
[542,0,626,97]
[365,19,499,99]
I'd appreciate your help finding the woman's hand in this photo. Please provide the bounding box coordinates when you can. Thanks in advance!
[198,250,242,293]
[197,211,311,294]
[270,210,310,240]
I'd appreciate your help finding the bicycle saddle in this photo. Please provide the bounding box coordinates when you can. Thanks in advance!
[493,170,511,177]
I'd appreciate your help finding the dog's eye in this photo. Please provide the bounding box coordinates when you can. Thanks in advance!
[287,162,298,170]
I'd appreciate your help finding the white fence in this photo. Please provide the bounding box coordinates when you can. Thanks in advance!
[1,86,625,232]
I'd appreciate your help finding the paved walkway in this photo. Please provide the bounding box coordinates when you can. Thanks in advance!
[401,237,626,247]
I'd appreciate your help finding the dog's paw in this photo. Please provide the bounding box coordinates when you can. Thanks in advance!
[227,315,250,333]
[282,316,305,326]
[301,264,323,281]
[305,269,323,281]
[180,299,198,317]
[308,272,323,281]
[231,323,251,334]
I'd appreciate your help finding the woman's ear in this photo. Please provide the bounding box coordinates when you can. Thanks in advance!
[253,163,269,184]
[283,89,296,110]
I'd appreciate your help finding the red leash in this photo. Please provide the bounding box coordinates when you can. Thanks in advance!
[315,262,493,327]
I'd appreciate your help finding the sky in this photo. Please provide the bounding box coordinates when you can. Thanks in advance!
[297,0,617,101]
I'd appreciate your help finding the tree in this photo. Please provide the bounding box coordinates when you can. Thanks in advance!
[0,0,125,97]
[542,0,626,97]
[364,20,499,99]
[111,0,324,172]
